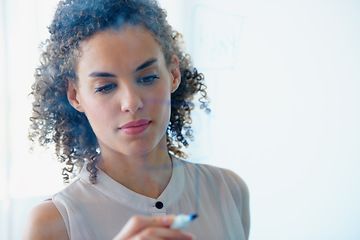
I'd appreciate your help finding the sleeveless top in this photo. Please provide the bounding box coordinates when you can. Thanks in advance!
[52,158,247,239]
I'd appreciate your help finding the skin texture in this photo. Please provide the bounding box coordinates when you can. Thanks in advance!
[68,26,181,198]
[71,27,179,160]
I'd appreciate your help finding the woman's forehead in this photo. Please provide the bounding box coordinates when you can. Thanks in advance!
[82,26,156,49]
[76,26,166,73]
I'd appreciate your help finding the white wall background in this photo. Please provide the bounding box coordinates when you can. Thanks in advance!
[1,0,359,239]
[162,0,360,239]
[0,0,63,239]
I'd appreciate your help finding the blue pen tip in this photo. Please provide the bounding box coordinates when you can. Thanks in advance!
[190,214,198,221]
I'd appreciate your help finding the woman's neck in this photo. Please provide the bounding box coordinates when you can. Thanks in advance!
[97,146,173,199]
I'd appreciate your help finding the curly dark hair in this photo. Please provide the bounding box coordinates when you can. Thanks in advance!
[29,0,209,183]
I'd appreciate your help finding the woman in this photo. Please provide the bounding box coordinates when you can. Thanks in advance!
[23,0,250,239]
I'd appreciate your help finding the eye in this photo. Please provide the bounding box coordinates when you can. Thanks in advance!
[138,75,159,85]
[95,83,116,93]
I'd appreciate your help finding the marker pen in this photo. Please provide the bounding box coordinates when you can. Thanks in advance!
[170,214,198,229]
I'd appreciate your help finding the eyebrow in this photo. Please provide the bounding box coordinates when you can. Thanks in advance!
[134,58,158,72]
[87,58,158,78]
[88,72,117,78]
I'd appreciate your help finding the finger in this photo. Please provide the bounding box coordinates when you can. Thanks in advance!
[137,227,193,240]
[114,215,175,240]
[131,236,161,240]
[129,215,175,229]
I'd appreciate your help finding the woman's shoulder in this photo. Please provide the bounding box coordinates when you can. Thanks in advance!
[196,163,250,239]
[215,167,250,239]
[185,160,245,183]
[22,200,68,240]
[181,159,249,197]
[221,168,249,196]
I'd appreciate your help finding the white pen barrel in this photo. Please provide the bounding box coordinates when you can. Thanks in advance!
[170,214,197,229]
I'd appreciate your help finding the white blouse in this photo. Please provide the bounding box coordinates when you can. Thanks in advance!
[52,158,247,239]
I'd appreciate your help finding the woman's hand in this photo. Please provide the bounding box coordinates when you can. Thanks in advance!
[113,215,194,240]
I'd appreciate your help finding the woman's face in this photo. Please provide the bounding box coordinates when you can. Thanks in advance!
[67,26,180,158]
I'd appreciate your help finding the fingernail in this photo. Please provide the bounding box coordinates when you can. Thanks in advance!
[162,215,175,225]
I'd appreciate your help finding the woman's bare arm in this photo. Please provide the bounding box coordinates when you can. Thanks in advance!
[22,200,69,240]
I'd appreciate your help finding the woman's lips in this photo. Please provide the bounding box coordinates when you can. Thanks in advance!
[119,119,151,135]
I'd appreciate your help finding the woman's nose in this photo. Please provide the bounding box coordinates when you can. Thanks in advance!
[119,85,144,113]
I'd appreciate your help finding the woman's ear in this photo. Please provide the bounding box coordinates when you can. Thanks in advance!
[169,55,181,93]
[66,79,84,112]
